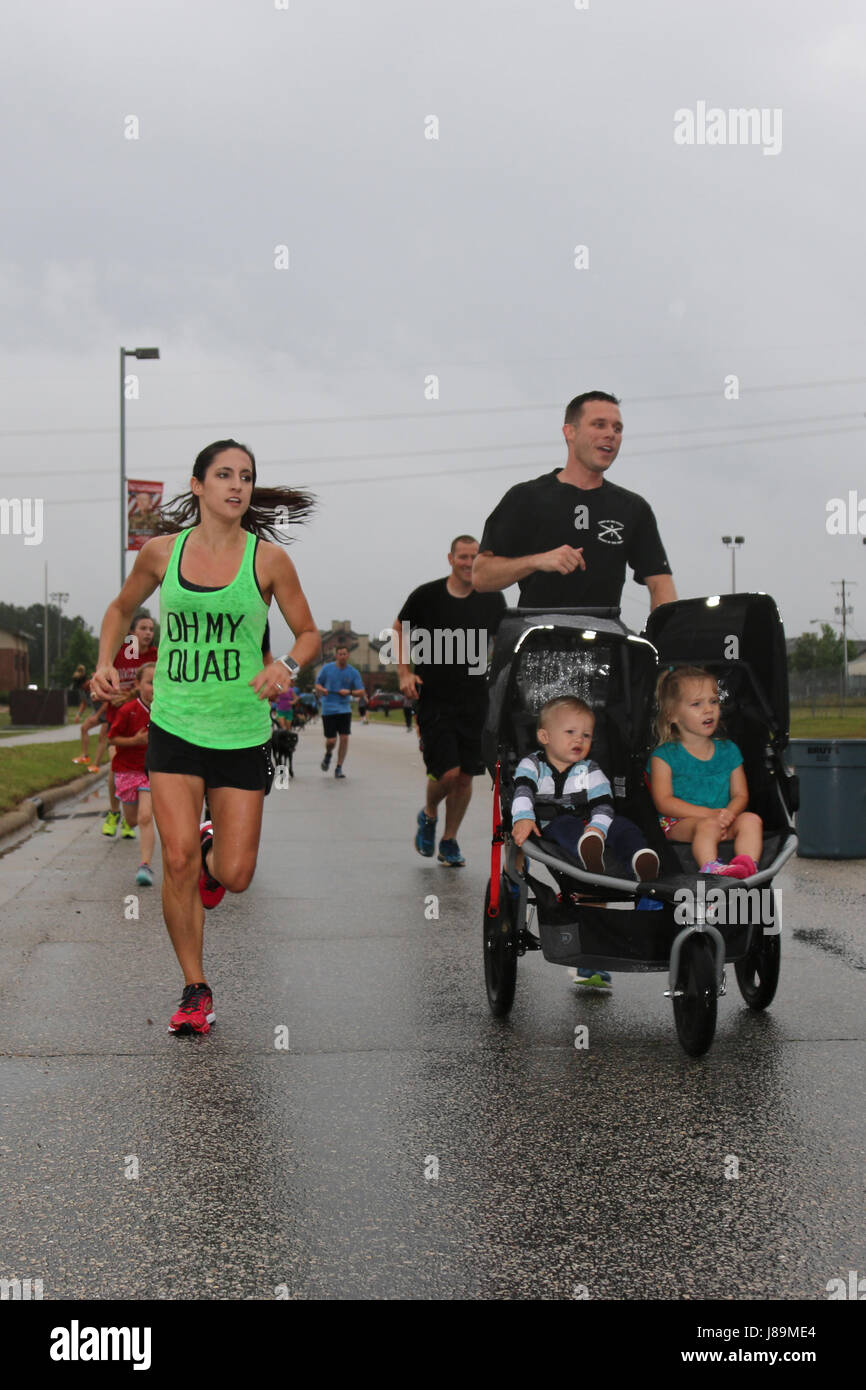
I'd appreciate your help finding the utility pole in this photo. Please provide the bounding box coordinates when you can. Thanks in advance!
[832,579,856,699]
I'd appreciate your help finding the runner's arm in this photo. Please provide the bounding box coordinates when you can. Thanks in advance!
[392,615,423,699]
[472,547,586,592]
[92,539,167,699]
[645,573,677,609]
[251,546,320,698]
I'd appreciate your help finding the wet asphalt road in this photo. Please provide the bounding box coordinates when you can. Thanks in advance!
[0,720,863,1301]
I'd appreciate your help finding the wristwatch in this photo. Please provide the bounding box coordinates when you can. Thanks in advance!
[277,654,300,676]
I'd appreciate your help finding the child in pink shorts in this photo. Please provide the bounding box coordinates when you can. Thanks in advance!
[108,663,155,886]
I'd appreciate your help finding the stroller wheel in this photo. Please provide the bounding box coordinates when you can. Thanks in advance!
[672,935,717,1057]
[483,876,518,1017]
[735,930,780,1011]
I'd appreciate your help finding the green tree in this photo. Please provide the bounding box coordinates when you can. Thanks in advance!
[790,625,857,672]
[53,623,99,687]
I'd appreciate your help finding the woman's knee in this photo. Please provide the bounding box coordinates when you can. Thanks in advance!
[218,860,256,893]
[163,844,200,882]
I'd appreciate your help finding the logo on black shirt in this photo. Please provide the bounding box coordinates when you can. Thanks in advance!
[598,519,624,544]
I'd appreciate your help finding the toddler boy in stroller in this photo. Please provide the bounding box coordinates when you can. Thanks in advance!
[510,695,660,985]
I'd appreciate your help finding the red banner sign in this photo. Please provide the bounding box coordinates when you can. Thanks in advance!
[127,479,164,551]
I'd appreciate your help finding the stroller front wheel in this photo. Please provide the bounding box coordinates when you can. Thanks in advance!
[483,877,518,1017]
[672,934,717,1056]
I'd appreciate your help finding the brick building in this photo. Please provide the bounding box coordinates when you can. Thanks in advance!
[0,629,30,691]
[319,619,397,692]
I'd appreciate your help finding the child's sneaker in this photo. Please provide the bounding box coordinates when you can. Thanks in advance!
[632,848,659,882]
[168,982,215,1035]
[578,830,605,873]
[135,863,153,887]
[72,754,90,765]
[120,819,136,839]
[718,854,758,879]
[102,809,120,836]
[699,860,726,874]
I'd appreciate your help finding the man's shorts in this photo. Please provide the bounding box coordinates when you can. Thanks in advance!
[416,701,486,780]
[147,722,274,793]
[114,770,151,804]
[322,713,352,738]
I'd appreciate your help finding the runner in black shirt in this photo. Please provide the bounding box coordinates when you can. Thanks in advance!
[474,391,676,612]
[394,535,506,866]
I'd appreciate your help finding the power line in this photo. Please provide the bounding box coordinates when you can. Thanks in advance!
[28,419,866,501]
[0,375,864,439]
[275,421,866,485]
[2,410,865,480]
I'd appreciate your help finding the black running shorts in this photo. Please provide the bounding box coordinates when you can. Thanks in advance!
[416,702,486,779]
[322,712,352,738]
[147,721,274,793]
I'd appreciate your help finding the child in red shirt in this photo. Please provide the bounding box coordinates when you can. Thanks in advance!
[108,663,155,886]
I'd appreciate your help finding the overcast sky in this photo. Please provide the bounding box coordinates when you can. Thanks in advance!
[1,0,864,661]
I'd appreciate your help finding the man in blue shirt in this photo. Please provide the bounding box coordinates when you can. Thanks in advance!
[314,643,365,779]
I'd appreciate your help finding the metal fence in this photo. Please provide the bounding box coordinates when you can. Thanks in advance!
[789,668,866,714]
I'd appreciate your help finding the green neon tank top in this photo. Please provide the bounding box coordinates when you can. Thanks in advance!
[151,528,271,749]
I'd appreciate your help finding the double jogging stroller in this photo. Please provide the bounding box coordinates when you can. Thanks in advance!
[481,594,799,1056]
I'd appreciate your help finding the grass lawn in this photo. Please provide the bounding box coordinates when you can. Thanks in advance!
[789,706,866,739]
[363,709,416,728]
[297,709,415,729]
[0,737,107,816]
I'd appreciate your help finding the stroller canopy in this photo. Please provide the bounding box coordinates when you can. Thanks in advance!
[483,608,659,780]
[644,593,790,742]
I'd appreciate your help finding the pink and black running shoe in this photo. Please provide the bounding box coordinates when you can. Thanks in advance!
[168,982,215,1035]
[198,821,225,909]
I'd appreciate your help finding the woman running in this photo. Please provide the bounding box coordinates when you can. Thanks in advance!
[91,440,320,1036]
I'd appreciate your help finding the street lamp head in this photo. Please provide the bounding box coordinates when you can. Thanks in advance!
[134,347,160,359]
[734,536,745,545]
[721,535,732,545]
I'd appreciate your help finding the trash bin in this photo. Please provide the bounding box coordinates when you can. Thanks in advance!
[788,739,866,858]
[8,688,67,726]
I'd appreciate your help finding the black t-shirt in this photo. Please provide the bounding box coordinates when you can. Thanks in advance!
[479,471,671,608]
[397,579,506,708]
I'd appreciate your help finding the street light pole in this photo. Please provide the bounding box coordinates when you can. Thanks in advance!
[119,346,160,590]
[721,535,745,592]
[50,591,69,663]
[43,563,48,687]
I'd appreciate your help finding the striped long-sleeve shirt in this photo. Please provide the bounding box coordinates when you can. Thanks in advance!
[511,752,615,836]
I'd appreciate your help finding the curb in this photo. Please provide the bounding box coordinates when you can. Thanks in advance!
[0,767,109,843]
